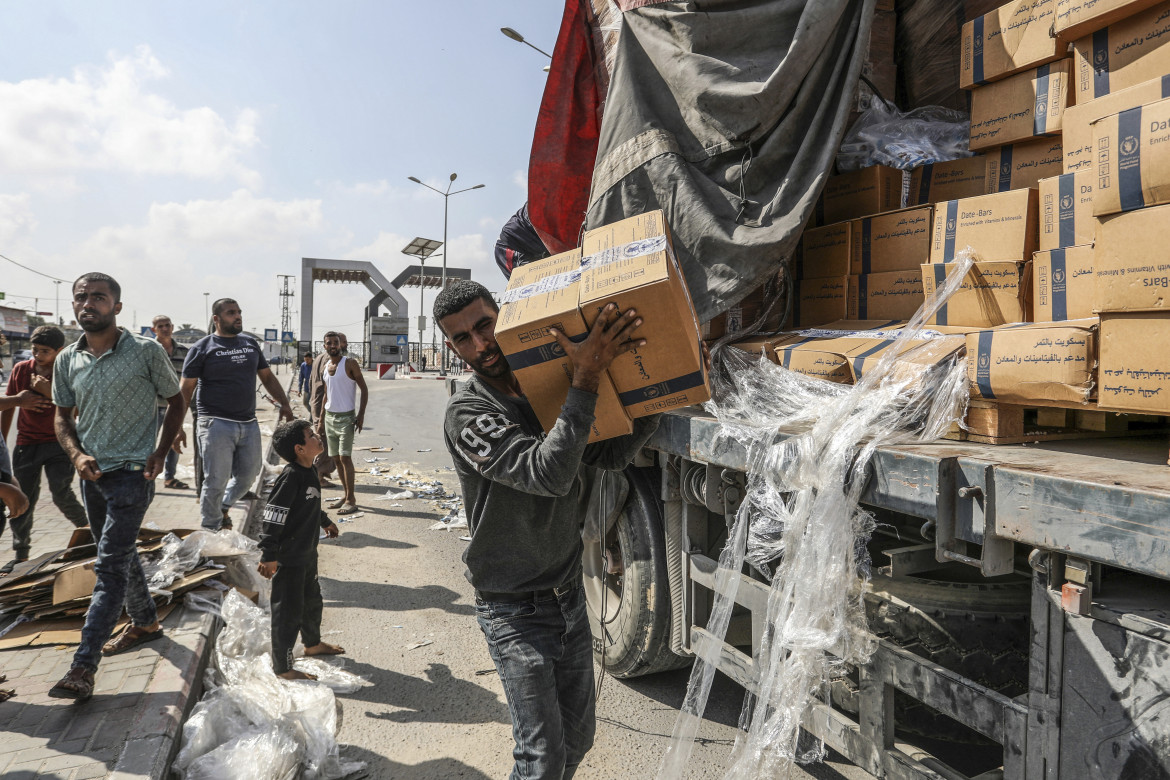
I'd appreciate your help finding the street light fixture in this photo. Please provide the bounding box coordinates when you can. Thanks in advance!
[407,173,486,376]
[500,27,553,59]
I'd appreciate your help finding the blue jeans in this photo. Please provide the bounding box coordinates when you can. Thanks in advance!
[475,586,595,780]
[196,417,262,531]
[74,468,158,671]
[155,408,179,481]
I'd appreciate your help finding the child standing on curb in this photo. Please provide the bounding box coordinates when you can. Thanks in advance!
[257,419,345,680]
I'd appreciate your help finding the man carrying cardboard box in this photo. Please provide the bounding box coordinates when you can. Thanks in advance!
[435,280,662,780]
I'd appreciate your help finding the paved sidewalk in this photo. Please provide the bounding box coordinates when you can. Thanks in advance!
[0,400,282,779]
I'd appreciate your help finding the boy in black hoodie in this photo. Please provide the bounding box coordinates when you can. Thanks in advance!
[257,419,344,680]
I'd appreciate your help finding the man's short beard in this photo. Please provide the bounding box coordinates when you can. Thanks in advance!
[218,321,243,335]
[80,315,115,333]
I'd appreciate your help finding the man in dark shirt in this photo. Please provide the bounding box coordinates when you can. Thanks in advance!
[437,280,659,780]
[181,298,294,531]
[149,314,191,489]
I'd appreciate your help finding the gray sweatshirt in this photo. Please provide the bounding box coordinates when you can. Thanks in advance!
[443,377,660,594]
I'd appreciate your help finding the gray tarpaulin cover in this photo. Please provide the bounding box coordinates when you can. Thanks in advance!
[585,0,877,323]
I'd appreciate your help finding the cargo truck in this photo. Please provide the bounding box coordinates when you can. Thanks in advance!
[507,2,1170,778]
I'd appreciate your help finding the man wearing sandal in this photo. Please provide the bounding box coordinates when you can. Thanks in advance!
[316,331,367,516]
[149,314,191,490]
[181,298,294,531]
[48,272,187,702]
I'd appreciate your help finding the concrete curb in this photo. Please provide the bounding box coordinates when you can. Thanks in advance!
[109,605,219,779]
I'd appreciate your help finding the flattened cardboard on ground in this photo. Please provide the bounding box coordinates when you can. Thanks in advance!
[908,139,1063,205]
[1039,170,1095,249]
[800,222,852,279]
[967,318,1098,403]
[496,249,632,441]
[794,276,850,326]
[1054,0,1166,42]
[1091,96,1170,216]
[970,60,1071,150]
[816,165,906,225]
[580,210,710,418]
[1072,2,1170,103]
[0,603,179,651]
[921,261,1031,326]
[962,0,1064,88]
[1099,311,1170,412]
[1094,203,1170,311]
[1063,75,1170,171]
[929,189,1039,263]
[1034,245,1097,320]
[850,206,933,275]
[848,270,926,321]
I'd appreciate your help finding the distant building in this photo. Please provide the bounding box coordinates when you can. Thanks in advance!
[1,306,30,354]
[174,327,208,344]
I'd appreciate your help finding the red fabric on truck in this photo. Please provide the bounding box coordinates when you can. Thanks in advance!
[528,0,604,255]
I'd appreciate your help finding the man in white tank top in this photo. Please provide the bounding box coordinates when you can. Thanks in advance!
[316,331,368,514]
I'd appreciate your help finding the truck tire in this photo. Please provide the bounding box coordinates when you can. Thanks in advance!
[583,466,690,678]
[831,572,1031,744]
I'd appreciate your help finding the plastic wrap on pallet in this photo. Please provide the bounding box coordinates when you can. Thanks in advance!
[660,251,976,778]
[837,97,971,171]
[173,590,369,780]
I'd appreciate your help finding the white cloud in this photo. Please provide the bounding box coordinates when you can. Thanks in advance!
[512,169,527,190]
[0,46,260,186]
[0,194,37,245]
[331,179,393,197]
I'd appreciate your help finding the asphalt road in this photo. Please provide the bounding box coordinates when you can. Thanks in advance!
[315,373,873,779]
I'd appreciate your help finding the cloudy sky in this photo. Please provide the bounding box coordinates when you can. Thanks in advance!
[0,1,563,343]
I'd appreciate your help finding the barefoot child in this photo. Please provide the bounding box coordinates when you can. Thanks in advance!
[257,419,345,680]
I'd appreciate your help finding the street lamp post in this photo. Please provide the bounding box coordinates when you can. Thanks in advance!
[500,27,553,59]
[53,281,61,326]
[406,174,485,375]
[203,292,210,330]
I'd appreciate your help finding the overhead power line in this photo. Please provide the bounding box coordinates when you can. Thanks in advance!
[0,252,70,283]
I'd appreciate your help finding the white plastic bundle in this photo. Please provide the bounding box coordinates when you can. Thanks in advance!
[660,252,976,778]
[174,590,370,780]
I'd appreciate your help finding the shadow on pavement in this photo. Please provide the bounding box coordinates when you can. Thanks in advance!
[335,658,509,726]
[319,577,474,616]
[330,531,416,550]
[340,745,494,780]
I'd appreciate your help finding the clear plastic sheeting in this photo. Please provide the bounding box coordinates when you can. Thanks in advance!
[143,529,271,608]
[837,97,971,171]
[659,252,977,779]
[174,590,370,780]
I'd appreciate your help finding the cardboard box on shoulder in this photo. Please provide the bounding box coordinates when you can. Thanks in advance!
[1072,2,1170,103]
[794,276,850,326]
[969,60,1072,150]
[1039,170,1095,249]
[921,261,1031,326]
[962,0,1064,88]
[850,206,933,274]
[929,188,1039,263]
[849,270,926,320]
[1092,96,1170,216]
[496,249,633,441]
[1055,0,1167,42]
[909,138,1063,204]
[816,165,906,225]
[1062,75,1170,171]
[579,210,710,418]
[1093,202,1170,311]
[800,222,852,279]
[1034,245,1096,320]
[1098,311,1170,412]
[967,318,1098,403]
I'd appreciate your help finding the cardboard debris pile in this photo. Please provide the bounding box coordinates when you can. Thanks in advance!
[0,527,257,647]
[779,0,1170,419]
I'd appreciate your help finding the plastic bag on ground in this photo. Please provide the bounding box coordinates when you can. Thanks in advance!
[174,589,369,779]
[660,252,976,778]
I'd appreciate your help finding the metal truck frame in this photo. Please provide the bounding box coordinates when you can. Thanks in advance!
[583,408,1170,780]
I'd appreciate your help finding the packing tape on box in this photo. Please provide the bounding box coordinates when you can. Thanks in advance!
[580,235,669,270]
[497,268,582,305]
